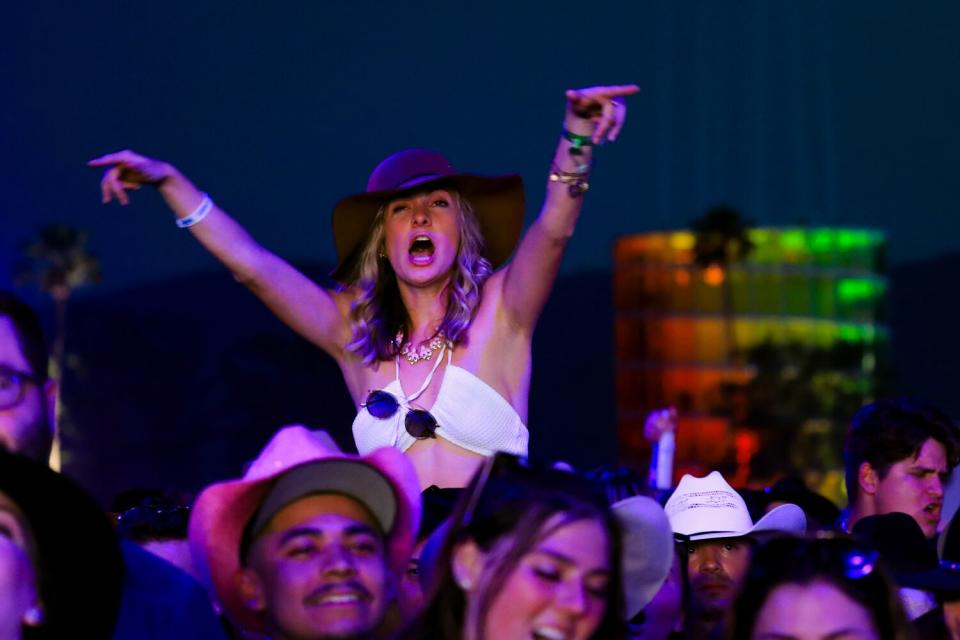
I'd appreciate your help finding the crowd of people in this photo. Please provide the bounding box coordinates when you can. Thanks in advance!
[2,84,959,639]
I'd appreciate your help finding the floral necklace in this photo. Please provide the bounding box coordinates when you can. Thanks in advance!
[396,330,449,365]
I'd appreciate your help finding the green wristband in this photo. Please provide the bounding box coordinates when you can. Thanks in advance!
[562,129,594,155]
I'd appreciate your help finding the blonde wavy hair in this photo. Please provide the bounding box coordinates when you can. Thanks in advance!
[345,192,493,364]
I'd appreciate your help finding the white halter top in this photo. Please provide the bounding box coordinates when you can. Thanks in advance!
[352,345,529,457]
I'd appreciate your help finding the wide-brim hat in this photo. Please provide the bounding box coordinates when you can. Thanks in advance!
[331,148,525,284]
[0,450,125,638]
[665,471,806,541]
[854,512,960,594]
[612,495,674,619]
[188,425,421,635]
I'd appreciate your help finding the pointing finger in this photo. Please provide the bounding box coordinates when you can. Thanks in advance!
[87,151,126,167]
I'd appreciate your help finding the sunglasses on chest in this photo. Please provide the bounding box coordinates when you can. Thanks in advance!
[362,389,438,439]
[361,340,449,440]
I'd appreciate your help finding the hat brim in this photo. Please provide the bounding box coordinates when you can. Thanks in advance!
[189,444,420,635]
[679,503,807,542]
[331,173,525,284]
[612,496,674,619]
[896,567,960,594]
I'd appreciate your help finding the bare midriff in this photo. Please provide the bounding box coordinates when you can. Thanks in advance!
[405,437,486,490]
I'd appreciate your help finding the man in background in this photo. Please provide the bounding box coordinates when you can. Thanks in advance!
[0,292,56,463]
[844,398,960,538]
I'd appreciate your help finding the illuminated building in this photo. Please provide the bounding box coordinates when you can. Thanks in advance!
[614,228,887,490]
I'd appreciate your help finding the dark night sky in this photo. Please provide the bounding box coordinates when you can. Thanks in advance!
[2,1,958,295]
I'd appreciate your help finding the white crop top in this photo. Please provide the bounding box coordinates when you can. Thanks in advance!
[352,347,529,457]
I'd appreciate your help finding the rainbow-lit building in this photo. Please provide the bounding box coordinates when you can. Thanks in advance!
[613,228,887,487]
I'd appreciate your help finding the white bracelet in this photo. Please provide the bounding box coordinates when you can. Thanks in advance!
[176,194,213,228]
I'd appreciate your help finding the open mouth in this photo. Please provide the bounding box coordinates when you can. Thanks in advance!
[408,235,435,266]
[307,587,369,607]
[923,503,942,519]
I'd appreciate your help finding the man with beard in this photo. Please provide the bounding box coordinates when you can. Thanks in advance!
[189,425,420,640]
[664,471,805,640]
[0,293,56,463]
[843,398,960,539]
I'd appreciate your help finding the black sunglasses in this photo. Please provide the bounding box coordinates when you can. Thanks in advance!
[362,389,438,440]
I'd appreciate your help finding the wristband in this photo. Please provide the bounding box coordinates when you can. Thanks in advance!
[562,129,594,156]
[176,194,213,228]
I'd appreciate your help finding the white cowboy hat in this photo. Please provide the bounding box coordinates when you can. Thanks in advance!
[664,471,805,541]
[612,495,674,619]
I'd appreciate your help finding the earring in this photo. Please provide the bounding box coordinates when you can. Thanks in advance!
[23,605,43,627]
[455,573,472,590]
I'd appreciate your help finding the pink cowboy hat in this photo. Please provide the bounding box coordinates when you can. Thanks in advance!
[330,148,525,283]
[188,425,421,634]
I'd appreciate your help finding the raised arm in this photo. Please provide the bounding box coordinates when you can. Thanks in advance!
[498,84,639,332]
[87,150,353,358]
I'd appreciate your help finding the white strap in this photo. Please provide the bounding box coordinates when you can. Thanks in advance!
[395,343,447,404]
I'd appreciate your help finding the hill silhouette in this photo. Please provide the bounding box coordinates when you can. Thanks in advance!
[55,250,959,505]
[59,265,616,504]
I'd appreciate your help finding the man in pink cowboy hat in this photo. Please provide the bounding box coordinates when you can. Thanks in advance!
[664,471,806,640]
[189,425,421,640]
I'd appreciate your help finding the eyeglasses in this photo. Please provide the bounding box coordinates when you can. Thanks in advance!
[362,390,438,440]
[0,365,44,411]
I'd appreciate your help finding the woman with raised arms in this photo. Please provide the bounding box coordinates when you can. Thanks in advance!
[89,84,638,489]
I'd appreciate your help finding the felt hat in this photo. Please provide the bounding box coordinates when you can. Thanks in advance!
[665,471,806,541]
[331,148,525,283]
[612,495,674,619]
[188,425,421,634]
[854,512,960,595]
[940,508,960,566]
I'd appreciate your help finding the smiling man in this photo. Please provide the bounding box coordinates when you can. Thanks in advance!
[843,398,960,539]
[190,425,421,640]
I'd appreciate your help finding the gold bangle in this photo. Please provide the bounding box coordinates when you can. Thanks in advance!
[549,171,590,197]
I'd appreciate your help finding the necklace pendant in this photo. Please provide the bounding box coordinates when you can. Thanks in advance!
[399,330,447,366]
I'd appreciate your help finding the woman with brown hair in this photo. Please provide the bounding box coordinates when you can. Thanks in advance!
[89,84,638,489]
[401,453,629,640]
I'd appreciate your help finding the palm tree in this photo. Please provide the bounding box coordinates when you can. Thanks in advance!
[691,205,755,364]
[15,224,101,469]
